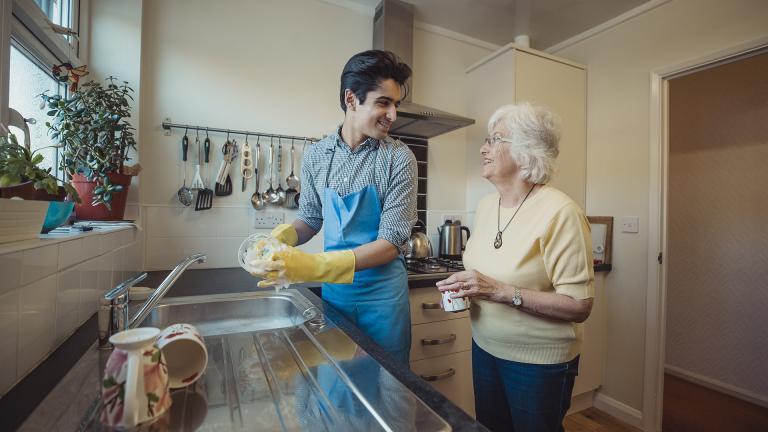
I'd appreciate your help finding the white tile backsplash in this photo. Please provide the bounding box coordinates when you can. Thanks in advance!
[0,289,19,395]
[18,275,57,378]
[145,236,241,270]
[20,244,59,286]
[0,251,22,296]
[2,227,140,398]
[56,268,82,344]
[58,238,85,270]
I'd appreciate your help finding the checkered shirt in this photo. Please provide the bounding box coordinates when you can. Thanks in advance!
[297,127,417,251]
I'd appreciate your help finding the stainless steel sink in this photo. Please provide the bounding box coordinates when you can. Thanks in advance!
[112,289,452,432]
[139,290,322,336]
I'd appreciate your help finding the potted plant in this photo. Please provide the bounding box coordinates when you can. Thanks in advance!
[41,76,138,220]
[0,130,78,201]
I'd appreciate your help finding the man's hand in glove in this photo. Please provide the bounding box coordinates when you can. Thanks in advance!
[257,246,356,287]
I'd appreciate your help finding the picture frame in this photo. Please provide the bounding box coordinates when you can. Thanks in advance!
[587,216,613,271]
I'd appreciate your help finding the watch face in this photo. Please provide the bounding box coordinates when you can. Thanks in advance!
[512,297,522,306]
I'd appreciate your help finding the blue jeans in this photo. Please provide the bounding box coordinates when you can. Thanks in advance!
[472,341,579,432]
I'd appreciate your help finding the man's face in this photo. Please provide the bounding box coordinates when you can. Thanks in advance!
[347,78,402,140]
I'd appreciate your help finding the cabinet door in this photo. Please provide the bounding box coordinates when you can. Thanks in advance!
[411,350,475,417]
[410,317,472,361]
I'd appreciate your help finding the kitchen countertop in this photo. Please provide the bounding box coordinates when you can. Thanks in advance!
[3,268,485,431]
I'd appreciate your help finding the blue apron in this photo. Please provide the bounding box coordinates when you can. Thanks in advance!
[321,146,411,364]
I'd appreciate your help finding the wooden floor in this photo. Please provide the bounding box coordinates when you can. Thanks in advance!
[662,373,768,432]
[564,407,642,432]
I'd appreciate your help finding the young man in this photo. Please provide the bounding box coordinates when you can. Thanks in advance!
[256,50,417,364]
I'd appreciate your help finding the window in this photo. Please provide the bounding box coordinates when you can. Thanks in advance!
[8,43,65,173]
[35,0,72,29]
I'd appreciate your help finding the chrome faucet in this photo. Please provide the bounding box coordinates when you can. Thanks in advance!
[98,253,207,349]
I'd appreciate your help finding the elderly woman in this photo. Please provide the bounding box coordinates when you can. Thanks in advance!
[436,103,594,432]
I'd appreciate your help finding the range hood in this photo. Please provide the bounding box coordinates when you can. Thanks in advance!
[373,0,475,139]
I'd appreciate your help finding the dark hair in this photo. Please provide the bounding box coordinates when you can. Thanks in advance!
[339,50,412,112]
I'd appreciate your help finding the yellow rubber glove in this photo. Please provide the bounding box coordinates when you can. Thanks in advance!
[257,246,356,287]
[270,224,298,246]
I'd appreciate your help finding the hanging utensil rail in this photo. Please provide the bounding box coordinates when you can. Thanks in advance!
[162,120,319,143]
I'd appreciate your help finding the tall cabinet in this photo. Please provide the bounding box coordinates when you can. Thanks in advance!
[465,43,587,212]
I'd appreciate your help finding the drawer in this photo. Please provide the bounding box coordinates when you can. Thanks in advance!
[410,318,471,361]
[410,350,475,416]
[409,287,469,325]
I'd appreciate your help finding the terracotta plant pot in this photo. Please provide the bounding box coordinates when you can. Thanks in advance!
[0,181,67,201]
[71,172,132,221]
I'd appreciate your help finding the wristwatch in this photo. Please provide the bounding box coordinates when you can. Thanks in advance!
[512,288,523,307]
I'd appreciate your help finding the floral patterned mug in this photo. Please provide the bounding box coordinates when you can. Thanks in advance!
[157,323,208,389]
[101,327,171,428]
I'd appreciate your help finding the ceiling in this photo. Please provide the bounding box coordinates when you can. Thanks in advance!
[344,0,652,50]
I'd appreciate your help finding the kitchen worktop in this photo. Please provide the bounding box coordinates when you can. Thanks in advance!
[3,268,485,431]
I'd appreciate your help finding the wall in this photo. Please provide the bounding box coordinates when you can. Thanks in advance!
[552,0,768,419]
[137,0,493,269]
[666,52,768,405]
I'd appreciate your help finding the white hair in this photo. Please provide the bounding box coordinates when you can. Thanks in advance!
[488,102,561,184]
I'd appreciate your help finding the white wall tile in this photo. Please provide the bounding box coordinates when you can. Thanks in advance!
[145,237,241,270]
[81,234,102,262]
[20,244,58,286]
[0,289,19,396]
[18,275,56,378]
[78,259,99,325]
[112,247,127,288]
[0,252,22,296]
[97,253,114,294]
[58,238,86,270]
[56,268,81,344]
[99,231,121,254]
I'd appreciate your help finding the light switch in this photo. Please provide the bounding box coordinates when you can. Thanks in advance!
[621,216,639,233]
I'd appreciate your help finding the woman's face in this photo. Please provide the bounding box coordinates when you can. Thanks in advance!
[480,128,517,182]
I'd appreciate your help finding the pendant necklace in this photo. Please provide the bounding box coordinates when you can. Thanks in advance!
[494,184,537,249]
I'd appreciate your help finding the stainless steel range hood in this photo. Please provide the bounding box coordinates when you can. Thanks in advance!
[373,0,475,139]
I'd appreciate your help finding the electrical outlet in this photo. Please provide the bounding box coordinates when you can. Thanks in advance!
[621,216,639,233]
[253,212,284,229]
[442,214,462,224]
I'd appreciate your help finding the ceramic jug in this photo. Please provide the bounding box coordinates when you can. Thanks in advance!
[101,327,172,428]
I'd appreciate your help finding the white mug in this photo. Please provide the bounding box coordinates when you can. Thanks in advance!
[441,289,469,312]
[157,323,208,389]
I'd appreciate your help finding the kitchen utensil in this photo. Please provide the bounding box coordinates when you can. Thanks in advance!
[177,132,193,206]
[191,134,204,190]
[251,137,265,209]
[286,139,300,189]
[195,133,213,211]
[266,138,278,204]
[240,135,253,193]
[215,136,233,196]
[274,138,286,206]
[437,219,470,259]
[156,323,208,389]
[101,327,171,428]
[406,220,432,259]
[284,139,300,209]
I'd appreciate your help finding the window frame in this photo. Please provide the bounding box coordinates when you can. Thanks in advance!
[1,0,89,125]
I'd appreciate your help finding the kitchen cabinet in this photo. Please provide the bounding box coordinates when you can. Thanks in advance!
[408,286,475,416]
[465,43,587,211]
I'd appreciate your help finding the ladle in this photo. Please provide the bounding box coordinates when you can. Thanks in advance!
[250,136,265,209]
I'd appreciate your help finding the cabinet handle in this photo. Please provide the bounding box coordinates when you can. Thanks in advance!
[420,368,456,382]
[421,334,456,345]
[421,302,441,309]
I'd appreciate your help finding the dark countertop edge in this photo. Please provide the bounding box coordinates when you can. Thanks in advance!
[1,268,486,431]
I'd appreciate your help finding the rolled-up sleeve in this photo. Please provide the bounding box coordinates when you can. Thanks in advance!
[296,146,324,232]
[377,147,417,249]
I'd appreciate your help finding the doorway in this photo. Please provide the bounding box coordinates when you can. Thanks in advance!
[661,49,768,431]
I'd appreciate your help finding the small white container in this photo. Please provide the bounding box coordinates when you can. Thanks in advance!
[441,289,469,313]
[0,198,48,244]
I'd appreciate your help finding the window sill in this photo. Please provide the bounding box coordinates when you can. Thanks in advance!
[0,223,139,256]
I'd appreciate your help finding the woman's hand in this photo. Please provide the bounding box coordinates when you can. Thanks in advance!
[436,270,508,302]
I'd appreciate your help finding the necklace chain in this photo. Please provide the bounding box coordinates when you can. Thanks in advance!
[494,184,536,249]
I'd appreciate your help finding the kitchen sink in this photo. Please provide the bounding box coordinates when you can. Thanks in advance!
[108,289,451,432]
[139,290,322,335]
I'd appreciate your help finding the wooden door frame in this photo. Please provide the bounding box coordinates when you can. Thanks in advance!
[643,36,768,432]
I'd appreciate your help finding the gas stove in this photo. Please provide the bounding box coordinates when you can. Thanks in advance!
[406,257,464,280]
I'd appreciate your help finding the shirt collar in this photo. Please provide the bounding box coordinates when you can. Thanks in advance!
[332,125,381,152]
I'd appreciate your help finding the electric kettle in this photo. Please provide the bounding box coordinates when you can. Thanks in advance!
[437,220,470,259]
